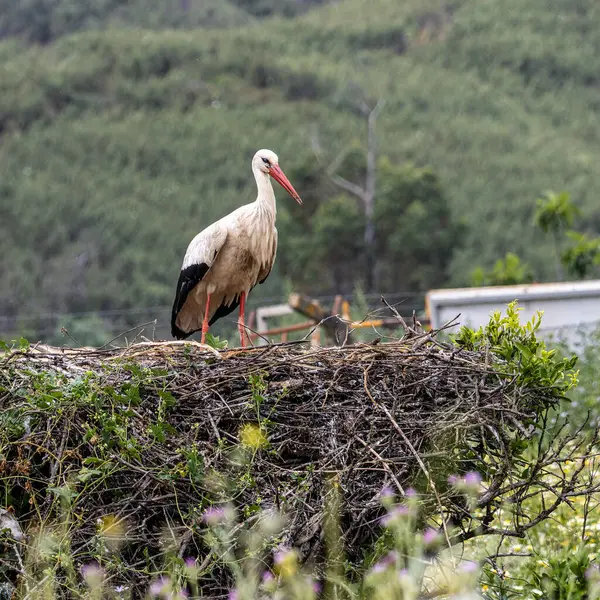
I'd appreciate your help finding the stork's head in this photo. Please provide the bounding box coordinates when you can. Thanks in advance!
[253,149,302,205]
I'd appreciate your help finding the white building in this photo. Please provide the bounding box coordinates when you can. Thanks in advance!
[426,280,600,348]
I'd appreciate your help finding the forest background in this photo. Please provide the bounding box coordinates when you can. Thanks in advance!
[1,0,600,344]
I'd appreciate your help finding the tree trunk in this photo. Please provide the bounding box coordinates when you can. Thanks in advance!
[363,98,385,292]
[364,219,375,292]
[553,228,564,281]
[318,94,385,293]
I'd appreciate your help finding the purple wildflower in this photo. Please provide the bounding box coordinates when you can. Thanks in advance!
[203,507,226,526]
[381,504,411,526]
[261,570,277,592]
[460,561,478,573]
[312,580,322,593]
[274,547,292,564]
[81,562,103,584]
[184,557,196,569]
[448,472,482,491]
[404,487,417,498]
[273,546,298,578]
[586,565,600,580]
[370,551,398,574]
[464,472,482,487]
[149,581,161,596]
[370,561,388,574]
[228,589,239,600]
[149,577,170,597]
[380,487,395,499]
[395,505,411,516]
[423,527,440,545]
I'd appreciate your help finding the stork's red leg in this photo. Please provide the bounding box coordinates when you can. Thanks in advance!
[239,292,246,348]
[201,293,211,344]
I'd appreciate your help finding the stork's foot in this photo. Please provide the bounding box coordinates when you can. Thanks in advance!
[200,292,211,345]
[201,323,210,345]
[238,327,247,349]
[237,291,248,349]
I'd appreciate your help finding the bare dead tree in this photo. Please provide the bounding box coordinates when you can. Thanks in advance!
[312,87,386,292]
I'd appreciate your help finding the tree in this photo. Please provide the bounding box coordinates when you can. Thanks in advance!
[313,88,385,292]
[229,0,329,17]
[561,231,600,279]
[278,156,461,295]
[0,0,254,43]
[374,160,463,291]
[311,195,365,293]
[534,191,580,281]
[471,252,534,287]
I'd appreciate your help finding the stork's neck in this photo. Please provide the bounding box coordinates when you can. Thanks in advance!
[253,166,276,219]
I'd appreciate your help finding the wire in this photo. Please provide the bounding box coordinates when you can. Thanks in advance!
[0,292,427,339]
[0,292,425,324]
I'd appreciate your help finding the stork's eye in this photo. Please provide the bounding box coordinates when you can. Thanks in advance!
[261,157,271,167]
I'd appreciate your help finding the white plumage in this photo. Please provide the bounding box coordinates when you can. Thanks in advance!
[171,149,302,347]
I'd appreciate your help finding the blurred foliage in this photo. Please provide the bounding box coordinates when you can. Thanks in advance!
[525,544,591,599]
[471,252,534,287]
[311,194,365,292]
[561,231,600,279]
[534,191,580,236]
[1,0,600,340]
[278,156,461,294]
[0,0,334,45]
[50,314,112,347]
[229,0,330,19]
[0,0,334,44]
[0,0,253,43]
[534,191,581,280]
[556,324,600,430]
[374,159,463,291]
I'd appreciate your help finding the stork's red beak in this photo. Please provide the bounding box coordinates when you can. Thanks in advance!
[270,164,302,205]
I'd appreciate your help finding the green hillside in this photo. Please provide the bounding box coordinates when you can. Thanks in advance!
[0,0,333,43]
[1,0,600,342]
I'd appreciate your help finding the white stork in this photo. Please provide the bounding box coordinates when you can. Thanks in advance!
[171,149,302,347]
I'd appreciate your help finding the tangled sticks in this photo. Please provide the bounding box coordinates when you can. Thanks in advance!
[0,335,594,594]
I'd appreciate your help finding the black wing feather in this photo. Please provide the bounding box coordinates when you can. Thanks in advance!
[209,298,240,326]
[171,263,209,339]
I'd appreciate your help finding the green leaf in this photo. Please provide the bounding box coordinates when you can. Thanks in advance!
[47,486,77,502]
[205,333,228,350]
[158,390,176,409]
[76,468,103,483]
[514,341,533,359]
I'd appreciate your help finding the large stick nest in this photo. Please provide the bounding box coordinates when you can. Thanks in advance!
[0,336,554,595]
